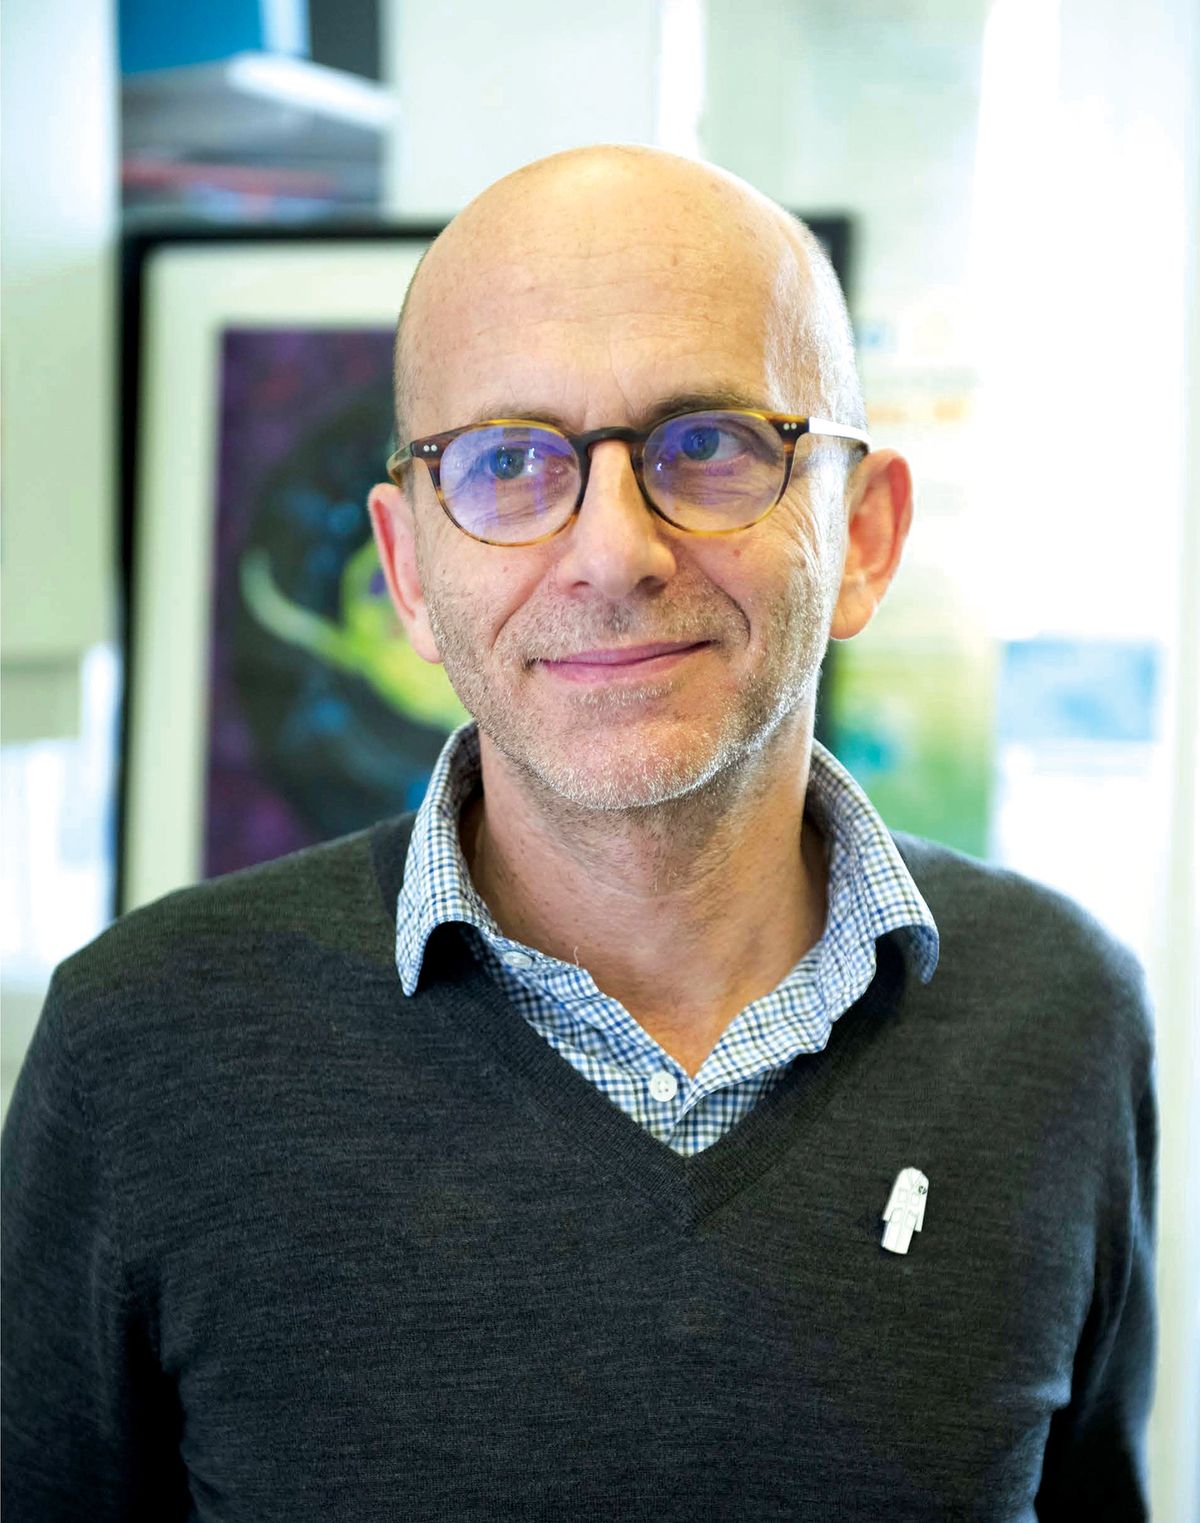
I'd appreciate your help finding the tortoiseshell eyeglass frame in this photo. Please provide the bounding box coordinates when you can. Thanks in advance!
[385,408,872,547]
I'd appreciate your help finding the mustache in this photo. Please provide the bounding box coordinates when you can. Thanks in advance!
[511,599,736,664]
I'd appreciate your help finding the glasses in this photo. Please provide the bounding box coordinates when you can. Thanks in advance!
[386,408,871,546]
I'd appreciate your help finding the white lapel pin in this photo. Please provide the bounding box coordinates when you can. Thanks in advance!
[881,1167,928,1254]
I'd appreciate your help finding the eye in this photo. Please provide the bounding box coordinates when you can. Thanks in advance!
[650,411,778,473]
[440,425,580,519]
[472,433,573,483]
[486,445,531,481]
[678,424,723,462]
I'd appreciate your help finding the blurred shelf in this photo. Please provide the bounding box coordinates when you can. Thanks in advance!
[121,52,396,220]
[123,52,397,162]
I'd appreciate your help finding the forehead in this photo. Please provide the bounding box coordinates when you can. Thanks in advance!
[408,204,806,430]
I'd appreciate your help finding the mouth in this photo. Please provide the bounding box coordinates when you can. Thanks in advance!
[537,640,712,684]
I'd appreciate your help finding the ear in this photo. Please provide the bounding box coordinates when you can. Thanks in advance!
[828,450,913,641]
[367,482,442,663]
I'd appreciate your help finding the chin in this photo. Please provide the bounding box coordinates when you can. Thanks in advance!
[507,718,760,814]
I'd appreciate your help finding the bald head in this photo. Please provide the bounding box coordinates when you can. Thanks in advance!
[391,146,863,455]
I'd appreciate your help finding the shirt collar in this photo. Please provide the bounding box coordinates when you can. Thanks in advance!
[394,721,939,996]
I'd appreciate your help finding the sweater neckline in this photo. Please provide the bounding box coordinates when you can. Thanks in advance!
[369,811,907,1228]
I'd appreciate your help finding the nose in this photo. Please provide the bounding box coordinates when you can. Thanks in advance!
[551,439,679,600]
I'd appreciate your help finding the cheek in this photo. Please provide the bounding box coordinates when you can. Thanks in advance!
[778,493,844,602]
[732,505,833,601]
[421,534,543,654]
[718,511,840,655]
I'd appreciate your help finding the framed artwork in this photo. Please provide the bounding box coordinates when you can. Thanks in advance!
[117,219,854,914]
[118,225,459,912]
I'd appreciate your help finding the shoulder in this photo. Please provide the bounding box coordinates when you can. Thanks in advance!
[891,830,1154,1077]
[3,816,421,1206]
[46,814,417,1042]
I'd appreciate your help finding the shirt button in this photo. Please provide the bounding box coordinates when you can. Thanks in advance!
[501,948,535,969]
[649,1071,679,1102]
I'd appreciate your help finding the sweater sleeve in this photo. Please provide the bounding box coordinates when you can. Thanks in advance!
[1,975,188,1522]
[1034,1054,1159,1521]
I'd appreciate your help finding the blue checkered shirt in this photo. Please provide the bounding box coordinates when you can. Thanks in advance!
[394,723,939,1156]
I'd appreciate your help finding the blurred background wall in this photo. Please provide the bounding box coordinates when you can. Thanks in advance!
[1,0,1197,1513]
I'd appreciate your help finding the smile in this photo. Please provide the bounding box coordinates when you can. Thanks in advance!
[537,641,711,683]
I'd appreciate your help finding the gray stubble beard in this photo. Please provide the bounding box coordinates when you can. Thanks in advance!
[423,551,835,827]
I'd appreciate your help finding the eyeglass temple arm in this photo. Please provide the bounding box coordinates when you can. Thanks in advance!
[807,417,872,450]
[386,443,416,484]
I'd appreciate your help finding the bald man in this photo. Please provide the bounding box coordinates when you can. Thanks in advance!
[3,148,1156,1522]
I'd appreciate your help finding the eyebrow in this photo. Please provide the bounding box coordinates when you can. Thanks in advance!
[463,387,771,432]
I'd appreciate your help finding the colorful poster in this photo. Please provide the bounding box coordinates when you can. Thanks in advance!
[205,328,467,878]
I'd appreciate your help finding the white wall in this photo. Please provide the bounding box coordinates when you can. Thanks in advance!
[1,0,118,730]
[0,0,119,1110]
[703,0,988,348]
[381,0,661,218]
[1153,0,1200,1507]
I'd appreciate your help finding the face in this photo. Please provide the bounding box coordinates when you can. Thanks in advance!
[370,159,874,814]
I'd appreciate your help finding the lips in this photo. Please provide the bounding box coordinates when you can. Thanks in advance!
[535,640,712,686]
[548,641,708,667]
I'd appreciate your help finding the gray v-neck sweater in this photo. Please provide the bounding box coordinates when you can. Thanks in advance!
[1,814,1157,1521]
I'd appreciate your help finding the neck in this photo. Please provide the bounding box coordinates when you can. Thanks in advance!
[460,713,829,1075]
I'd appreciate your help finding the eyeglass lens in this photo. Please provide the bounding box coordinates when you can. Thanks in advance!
[436,411,789,543]
[440,425,579,542]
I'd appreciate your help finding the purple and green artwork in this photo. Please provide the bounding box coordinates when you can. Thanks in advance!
[204,327,467,879]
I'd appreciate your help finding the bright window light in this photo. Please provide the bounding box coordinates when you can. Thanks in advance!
[656,0,706,159]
